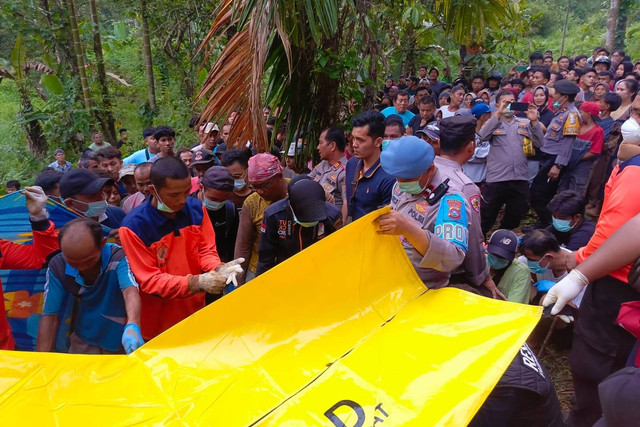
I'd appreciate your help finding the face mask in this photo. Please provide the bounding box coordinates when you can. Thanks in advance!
[552,101,561,110]
[203,198,225,211]
[381,139,392,151]
[291,207,318,228]
[154,192,175,213]
[234,180,247,191]
[397,179,426,195]
[552,217,574,233]
[621,117,640,144]
[83,200,108,218]
[504,104,515,118]
[487,253,510,270]
[527,255,550,274]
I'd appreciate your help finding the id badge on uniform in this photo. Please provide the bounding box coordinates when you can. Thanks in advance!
[522,137,535,157]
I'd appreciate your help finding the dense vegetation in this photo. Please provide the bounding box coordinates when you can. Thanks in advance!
[0,0,637,186]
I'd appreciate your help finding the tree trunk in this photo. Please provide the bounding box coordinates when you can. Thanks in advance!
[614,0,631,50]
[89,0,117,145]
[403,25,416,77]
[605,0,620,51]
[65,0,94,114]
[140,0,156,110]
[19,91,47,158]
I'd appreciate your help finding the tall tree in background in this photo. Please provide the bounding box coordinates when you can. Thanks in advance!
[605,0,620,51]
[140,0,156,112]
[64,0,93,114]
[89,0,117,144]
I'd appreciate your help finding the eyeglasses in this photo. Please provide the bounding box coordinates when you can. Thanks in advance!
[249,179,274,191]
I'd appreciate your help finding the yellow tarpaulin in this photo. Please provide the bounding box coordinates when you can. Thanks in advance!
[0,209,541,426]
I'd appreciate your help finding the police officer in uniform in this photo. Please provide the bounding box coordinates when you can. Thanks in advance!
[435,115,504,298]
[530,80,581,227]
[308,127,348,209]
[376,136,471,288]
[256,176,342,275]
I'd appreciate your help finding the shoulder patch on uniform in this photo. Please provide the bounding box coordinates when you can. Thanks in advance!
[470,194,481,213]
[260,223,267,233]
[563,112,580,136]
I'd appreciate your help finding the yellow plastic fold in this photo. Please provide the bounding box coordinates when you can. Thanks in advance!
[0,208,541,425]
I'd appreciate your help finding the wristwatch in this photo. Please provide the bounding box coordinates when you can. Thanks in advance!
[554,164,563,170]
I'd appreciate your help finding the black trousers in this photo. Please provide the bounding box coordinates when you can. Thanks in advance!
[568,275,640,427]
[530,155,561,227]
[480,180,530,236]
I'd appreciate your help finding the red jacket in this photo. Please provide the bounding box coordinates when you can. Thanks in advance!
[0,219,59,349]
[120,198,221,340]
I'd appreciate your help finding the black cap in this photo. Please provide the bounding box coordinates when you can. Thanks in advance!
[213,143,227,155]
[200,166,233,191]
[192,149,215,166]
[142,127,156,139]
[60,168,113,199]
[470,97,487,108]
[288,177,327,222]
[594,367,640,427]
[439,115,477,141]
[553,79,580,95]
[487,229,518,261]
[488,72,503,81]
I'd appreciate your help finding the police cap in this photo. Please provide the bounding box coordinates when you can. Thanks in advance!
[553,79,580,95]
[439,115,477,145]
[380,136,435,179]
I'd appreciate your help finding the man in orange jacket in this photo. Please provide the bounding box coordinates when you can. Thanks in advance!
[0,186,60,349]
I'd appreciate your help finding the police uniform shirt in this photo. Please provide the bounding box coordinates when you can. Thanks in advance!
[308,155,347,209]
[477,116,545,183]
[434,156,488,286]
[389,174,470,289]
[540,103,581,166]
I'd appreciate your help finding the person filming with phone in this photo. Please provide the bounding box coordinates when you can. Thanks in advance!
[477,90,544,236]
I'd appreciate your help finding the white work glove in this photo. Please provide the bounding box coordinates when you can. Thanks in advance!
[192,270,228,294]
[542,269,589,315]
[215,258,245,288]
[24,186,49,220]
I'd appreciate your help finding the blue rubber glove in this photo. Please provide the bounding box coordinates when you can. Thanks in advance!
[534,280,557,293]
[121,323,145,354]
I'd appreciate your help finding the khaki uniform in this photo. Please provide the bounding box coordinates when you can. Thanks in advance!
[434,156,489,287]
[390,169,471,289]
[309,155,347,209]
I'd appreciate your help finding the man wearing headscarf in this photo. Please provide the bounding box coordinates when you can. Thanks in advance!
[234,153,289,284]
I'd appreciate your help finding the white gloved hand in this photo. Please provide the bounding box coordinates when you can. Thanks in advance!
[557,315,575,324]
[215,258,245,288]
[24,186,49,219]
[542,269,589,315]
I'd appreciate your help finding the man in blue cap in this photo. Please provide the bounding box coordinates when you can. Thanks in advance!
[376,136,471,288]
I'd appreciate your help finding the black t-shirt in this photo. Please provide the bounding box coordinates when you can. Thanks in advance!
[407,114,436,132]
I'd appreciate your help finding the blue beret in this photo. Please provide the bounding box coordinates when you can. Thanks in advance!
[380,136,435,179]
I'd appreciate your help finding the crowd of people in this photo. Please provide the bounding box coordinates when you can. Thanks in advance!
[2,46,640,425]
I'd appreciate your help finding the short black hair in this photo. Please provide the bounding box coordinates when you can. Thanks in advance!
[150,156,190,189]
[548,190,586,216]
[419,64,427,70]
[59,218,103,248]
[79,150,97,168]
[613,49,625,57]
[451,85,465,95]
[135,162,152,175]
[95,145,122,161]
[603,93,622,111]
[415,85,430,94]
[153,125,176,140]
[35,170,64,194]
[471,73,485,81]
[221,149,249,168]
[6,180,20,190]
[119,128,127,134]
[420,95,436,106]
[267,117,276,126]
[596,47,610,56]
[393,90,410,101]
[579,67,596,78]
[529,51,544,62]
[384,115,406,135]
[495,90,516,104]
[175,148,193,159]
[510,78,525,87]
[409,76,420,85]
[519,229,561,256]
[351,110,386,140]
[533,67,551,81]
[599,70,614,79]
[575,55,588,64]
[323,126,346,151]
[544,50,553,55]
[188,114,201,129]
[557,55,569,62]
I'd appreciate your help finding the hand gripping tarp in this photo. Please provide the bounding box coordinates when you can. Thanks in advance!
[0,208,541,425]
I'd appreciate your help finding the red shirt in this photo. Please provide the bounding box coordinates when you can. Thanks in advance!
[577,159,640,282]
[0,220,59,349]
[579,125,605,155]
[120,198,221,340]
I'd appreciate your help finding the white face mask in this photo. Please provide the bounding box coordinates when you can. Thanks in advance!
[621,117,640,144]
